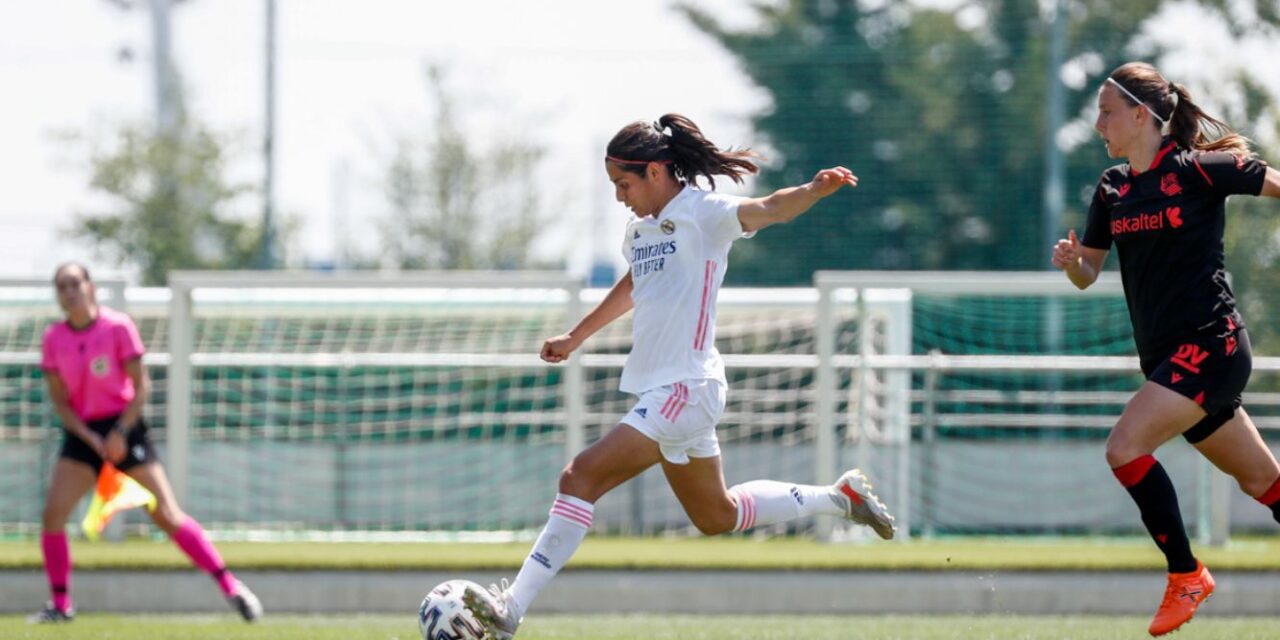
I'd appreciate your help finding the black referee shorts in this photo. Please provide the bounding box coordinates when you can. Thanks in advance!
[60,415,159,473]
[1141,317,1252,444]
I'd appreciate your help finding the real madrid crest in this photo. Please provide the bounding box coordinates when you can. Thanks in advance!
[660,220,676,235]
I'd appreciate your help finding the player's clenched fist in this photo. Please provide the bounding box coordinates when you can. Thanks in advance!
[540,334,578,363]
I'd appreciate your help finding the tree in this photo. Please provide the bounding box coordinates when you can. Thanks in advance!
[679,1,905,283]
[378,65,550,270]
[71,115,266,285]
[679,0,1278,284]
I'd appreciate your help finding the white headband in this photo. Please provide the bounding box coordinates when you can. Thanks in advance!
[1107,77,1167,124]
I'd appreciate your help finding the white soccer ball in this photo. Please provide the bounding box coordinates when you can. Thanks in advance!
[418,579,488,640]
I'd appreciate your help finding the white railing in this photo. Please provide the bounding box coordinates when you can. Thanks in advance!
[3,272,1274,544]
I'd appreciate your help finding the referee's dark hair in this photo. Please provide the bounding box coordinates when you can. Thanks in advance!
[1108,62,1252,157]
[53,262,92,283]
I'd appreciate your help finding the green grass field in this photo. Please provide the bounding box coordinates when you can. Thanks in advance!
[0,535,1278,571]
[3,614,1280,640]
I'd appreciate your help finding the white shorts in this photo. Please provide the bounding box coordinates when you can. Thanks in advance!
[622,378,726,464]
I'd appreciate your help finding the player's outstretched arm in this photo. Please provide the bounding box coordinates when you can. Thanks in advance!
[1261,166,1280,198]
[737,166,858,233]
[540,271,635,363]
[1051,229,1108,290]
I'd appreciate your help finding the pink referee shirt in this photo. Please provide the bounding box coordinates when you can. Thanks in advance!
[40,306,146,421]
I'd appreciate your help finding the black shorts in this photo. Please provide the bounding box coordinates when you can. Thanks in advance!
[1140,317,1251,444]
[60,416,159,473]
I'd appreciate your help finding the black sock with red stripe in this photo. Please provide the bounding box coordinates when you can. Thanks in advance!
[1256,476,1280,525]
[1113,455,1197,573]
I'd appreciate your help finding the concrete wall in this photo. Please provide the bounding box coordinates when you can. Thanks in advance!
[2,569,1279,615]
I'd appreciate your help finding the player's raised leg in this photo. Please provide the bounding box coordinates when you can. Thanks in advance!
[125,461,262,622]
[662,455,895,539]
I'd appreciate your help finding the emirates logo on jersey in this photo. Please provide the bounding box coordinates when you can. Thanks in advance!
[1160,172,1182,196]
[660,220,676,235]
[90,355,110,378]
[631,240,677,278]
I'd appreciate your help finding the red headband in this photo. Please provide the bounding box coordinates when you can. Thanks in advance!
[605,155,671,165]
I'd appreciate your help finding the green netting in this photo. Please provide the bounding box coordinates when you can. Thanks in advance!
[914,295,1134,355]
[5,283,1276,536]
[909,294,1139,441]
[188,365,565,442]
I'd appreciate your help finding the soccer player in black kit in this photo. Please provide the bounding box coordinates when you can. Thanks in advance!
[1052,61,1280,636]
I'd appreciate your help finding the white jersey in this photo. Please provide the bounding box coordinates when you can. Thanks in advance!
[619,187,751,394]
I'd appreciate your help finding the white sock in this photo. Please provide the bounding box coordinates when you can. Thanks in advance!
[729,481,842,531]
[506,493,593,618]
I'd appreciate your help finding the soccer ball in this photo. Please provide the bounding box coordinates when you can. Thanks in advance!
[418,579,488,640]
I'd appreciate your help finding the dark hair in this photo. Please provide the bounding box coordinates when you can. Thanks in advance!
[1108,62,1251,156]
[605,113,761,189]
[53,262,91,283]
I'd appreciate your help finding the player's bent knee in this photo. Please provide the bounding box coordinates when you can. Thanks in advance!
[1239,473,1279,500]
[557,463,580,493]
[688,505,737,536]
[690,516,734,536]
[1105,444,1137,469]
[1104,434,1148,469]
[556,464,600,502]
[40,507,69,531]
[151,504,187,534]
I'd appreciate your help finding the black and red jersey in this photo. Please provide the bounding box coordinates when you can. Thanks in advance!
[1082,138,1268,358]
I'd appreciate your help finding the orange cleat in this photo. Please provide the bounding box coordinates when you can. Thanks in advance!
[1148,561,1214,636]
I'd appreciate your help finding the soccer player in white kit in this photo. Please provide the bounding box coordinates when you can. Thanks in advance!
[464,114,896,638]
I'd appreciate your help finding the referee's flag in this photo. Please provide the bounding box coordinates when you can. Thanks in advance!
[81,462,156,541]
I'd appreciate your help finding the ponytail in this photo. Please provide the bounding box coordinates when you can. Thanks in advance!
[1108,62,1252,157]
[1167,82,1252,156]
[606,113,761,189]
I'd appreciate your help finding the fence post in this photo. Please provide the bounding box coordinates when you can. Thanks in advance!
[564,280,586,470]
[1210,469,1231,547]
[872,290,913,541]
[921,357,939,538]
[165,278,193,506]
[814,278,838,541]
[1198,458,1231,548]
